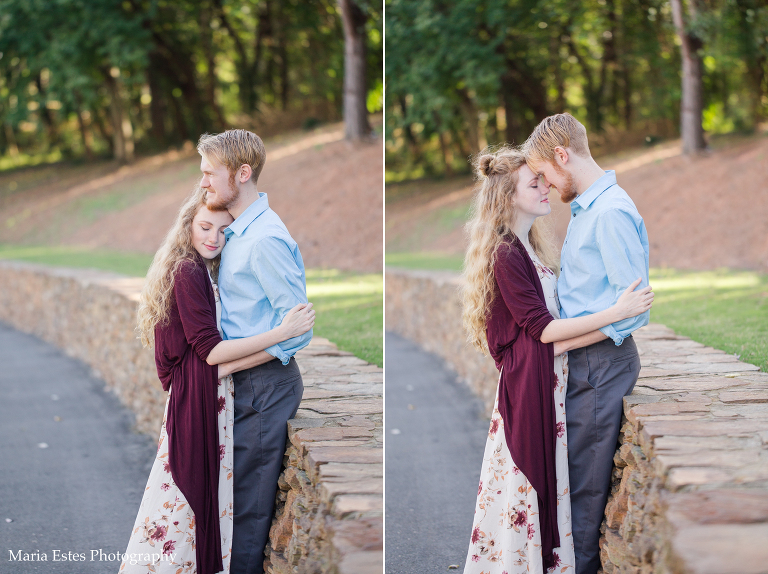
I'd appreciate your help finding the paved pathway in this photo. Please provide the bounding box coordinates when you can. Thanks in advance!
[385,332,490,574]
[0,323,156,573]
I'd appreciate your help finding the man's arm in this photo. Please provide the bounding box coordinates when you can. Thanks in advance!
[251,235,312,365]
[596,208,650,345]
[553,330,608,355]
[218,350,274,378]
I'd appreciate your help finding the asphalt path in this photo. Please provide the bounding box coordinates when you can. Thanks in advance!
[0,322,157,573]
[385,332,491,574]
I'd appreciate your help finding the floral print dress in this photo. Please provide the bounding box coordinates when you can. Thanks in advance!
[120,278,234,574]
[464,252,575,574]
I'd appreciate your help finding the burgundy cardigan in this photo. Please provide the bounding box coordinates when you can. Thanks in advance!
[154,254,223,574]
[487,239,560,570]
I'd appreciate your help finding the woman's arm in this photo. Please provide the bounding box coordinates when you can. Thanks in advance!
[552,330,608,356]
[540,279,653,344]
[217,350,274,378]
[205,303,314,366]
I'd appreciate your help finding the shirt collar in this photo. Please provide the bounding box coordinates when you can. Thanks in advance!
[572,170,617,211]
[225,192,269,238]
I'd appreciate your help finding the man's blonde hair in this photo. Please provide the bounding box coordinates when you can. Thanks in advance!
[197,129,267,184]
[524,112,591,166]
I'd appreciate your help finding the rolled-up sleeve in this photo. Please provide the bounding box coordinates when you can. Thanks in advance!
[595,209,650,345]
[250,236,312,364]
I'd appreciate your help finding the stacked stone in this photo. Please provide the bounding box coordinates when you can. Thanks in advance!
[0,261,383,574]
[601,324,768,574]
[0,261,163,434]
[385,269,498,409]
[386,269,768,574]
[265,338,383,574]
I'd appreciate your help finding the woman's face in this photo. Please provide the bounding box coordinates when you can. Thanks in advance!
[191,205,234,260]
[515,164,551,219]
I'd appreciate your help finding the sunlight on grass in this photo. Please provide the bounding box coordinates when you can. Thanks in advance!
[650,268,767,371]
[0,244,383,366]
[650,269,761,291]
[0,244,154,276]
[386,251,464,271]
[307,272,383,367]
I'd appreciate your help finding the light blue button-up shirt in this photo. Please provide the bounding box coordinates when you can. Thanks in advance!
[558,171,650,346]
[219,192,312,364]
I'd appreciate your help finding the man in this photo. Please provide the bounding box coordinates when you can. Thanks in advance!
[198,129,312,574]
[524,113,650,574]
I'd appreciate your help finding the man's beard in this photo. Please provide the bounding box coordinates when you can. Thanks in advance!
[554,165,578,203]
[206,172,239,212]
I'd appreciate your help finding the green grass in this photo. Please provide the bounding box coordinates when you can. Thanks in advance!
[306,270,383,367]
[0,244,154,276]
[649,269,768,372]
[0,244,383,367]
[386,251,464,271]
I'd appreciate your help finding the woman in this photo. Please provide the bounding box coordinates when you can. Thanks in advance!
[121,186,314,574]
[460,147,652,574]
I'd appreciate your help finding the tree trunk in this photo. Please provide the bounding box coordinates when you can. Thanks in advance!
[399,96,422,162]
[93,108,114,154]
[3,124,19,158]
[670,0,706,154]
[35,74,60,148]
[274,0,289,110]
[459,90,480,153]
[104,71,134,163]
[433,113,453,176]
[148,54,168,146]
[168,87,190,142]
[73,91,94,160]
[338,0,370,140]
[551,33,566,113]
[501,72,523,145]
[200,5,227,129]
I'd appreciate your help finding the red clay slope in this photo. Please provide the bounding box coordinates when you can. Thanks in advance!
[0,123,383,272]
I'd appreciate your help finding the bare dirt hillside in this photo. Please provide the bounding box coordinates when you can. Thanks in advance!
[386,133,768,271]
[0,122,383,272]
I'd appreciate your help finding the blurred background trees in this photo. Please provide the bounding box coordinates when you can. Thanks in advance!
[0,0,383,167]
[385,0,768,180]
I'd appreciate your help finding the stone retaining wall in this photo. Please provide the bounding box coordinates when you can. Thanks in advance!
[386,268,768,574]
[0,260,382,574]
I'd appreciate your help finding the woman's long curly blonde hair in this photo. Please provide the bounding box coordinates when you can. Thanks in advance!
[461,146,560,354]
[136,186,219,347]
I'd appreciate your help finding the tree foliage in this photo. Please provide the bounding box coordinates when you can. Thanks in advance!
[0,0,383,164]
[385,0,768,179]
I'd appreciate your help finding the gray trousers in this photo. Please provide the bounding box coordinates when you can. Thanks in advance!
[566,336,640,574]
[231,357,303,574]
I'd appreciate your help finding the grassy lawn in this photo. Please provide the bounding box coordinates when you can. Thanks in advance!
[386,253,767,372]
[0,245,383,367]
[648,269,768,372]
[386,251,464,271]
[0,244,154,276]
[306,270,383,367]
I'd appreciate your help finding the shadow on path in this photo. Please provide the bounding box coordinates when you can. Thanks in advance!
[0,322,156,572]
[385,332,490,574]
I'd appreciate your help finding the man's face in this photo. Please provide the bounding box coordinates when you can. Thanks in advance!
[200,155,238,212]
[533,158,578,204]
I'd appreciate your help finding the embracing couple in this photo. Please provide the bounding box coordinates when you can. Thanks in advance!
[461,113,653,574]
[120,130,313,574]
